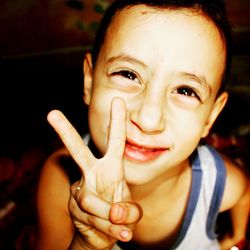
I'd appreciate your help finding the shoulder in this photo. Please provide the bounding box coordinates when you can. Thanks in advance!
[37,146,79,213]
[36,147,76,248]
[219,153,249,212]
[39,146,81,185]
[38,147,72,195]
[197,145,248,212]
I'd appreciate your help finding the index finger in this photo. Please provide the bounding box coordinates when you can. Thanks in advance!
[47,110,95,173]
[106,97,127,158]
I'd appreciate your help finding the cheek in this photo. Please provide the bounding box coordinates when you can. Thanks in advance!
[170,106,207,143]
[176,121,203,144]
[172,118,204,160]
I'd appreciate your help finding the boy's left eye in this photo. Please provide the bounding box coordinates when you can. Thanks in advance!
[174,87,200,100]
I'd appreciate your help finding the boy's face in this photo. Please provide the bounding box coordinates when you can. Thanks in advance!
[84,5,228,185]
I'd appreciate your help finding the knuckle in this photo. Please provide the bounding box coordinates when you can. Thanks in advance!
[86,214,96,227]
[79,194,92,212]
[107,224,116,235]
[68,202,78,221]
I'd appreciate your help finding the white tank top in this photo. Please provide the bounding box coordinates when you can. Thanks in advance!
[113,145,226,250]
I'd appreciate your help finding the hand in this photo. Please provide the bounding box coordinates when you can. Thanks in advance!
[47,98,141,249]
[69,187,141,249]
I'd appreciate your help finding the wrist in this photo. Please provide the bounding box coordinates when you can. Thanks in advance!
[69,233,91,250]
[69,232,115,250]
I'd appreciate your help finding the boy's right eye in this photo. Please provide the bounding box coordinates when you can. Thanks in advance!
[111,70,140,83]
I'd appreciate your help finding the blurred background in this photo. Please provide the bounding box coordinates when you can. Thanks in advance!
[0,0,249,249]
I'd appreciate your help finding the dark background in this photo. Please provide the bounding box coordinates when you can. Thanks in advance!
[0,0,249,249]
[0,0,249,157]
[1,49,88,155]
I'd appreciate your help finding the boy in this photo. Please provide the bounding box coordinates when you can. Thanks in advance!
[36,0,250,249]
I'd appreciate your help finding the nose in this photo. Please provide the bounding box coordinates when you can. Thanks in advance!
[130,95,165,134]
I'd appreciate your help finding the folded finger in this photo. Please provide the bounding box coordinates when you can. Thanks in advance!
[71,183,111,220]
[69,195,132,242]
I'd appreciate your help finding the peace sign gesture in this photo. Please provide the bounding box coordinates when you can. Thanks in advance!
[47,97,141,249]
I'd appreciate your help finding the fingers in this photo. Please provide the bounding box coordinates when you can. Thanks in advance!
[110,202,143,225]
[113,181,123,203]
[71,182,140,240]
[71,181,111,220]
[72,181,141,225]
[106,97,126,159]
[69,192,132,242]
[47,110,94,173]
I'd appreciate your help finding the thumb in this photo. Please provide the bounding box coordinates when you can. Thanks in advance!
[109,201,143,225]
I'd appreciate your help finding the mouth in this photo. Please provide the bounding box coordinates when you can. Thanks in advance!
[124,139,167,163]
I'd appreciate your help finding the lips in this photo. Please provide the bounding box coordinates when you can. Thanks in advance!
[124,139,167,162]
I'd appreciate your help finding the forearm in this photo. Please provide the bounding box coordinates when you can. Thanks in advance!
[229,184,250,241]
[219,189,250,250]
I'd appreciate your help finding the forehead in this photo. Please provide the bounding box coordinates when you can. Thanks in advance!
[99,5,226,90]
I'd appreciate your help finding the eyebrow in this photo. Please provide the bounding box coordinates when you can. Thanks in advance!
[105,55,212,97]
[179,72,212,96]
[106,54,147,68]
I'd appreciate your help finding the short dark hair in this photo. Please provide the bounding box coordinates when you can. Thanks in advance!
[91,0,232,95]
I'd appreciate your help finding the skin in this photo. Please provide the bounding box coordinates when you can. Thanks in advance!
[86,7,227,188]
[36,5,250,250]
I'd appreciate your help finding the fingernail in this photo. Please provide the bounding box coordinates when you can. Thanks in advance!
[120,229,130,240]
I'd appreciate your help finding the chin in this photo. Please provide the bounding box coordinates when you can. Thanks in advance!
[123,160,160,186]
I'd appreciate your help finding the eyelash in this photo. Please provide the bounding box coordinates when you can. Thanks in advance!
[111,70,139,82]
[110,70,202,101]
[174,87,201,101]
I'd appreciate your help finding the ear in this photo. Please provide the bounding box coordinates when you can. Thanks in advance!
[83,53,93,105]
[201,92,228,138]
